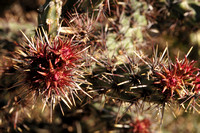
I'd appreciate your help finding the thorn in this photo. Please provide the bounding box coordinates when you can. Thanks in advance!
[49,59,54,71]
[37,71,48,76]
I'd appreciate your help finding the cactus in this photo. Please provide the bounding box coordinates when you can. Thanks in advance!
[38,0,62,36]
[0,0,200,132]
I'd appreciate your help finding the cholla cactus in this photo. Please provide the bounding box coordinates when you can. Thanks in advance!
[154,56,199,98]
[38,0,63,36]
[194,73,200,92]
[129,118,151,133]
[1,0,200,132]
[12,30,91,111]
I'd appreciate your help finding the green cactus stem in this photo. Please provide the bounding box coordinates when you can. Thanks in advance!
[86,64,167,104]
[38,0,63,36]
[86,63,200,107]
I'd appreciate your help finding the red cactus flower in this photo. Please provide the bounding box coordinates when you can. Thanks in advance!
[13,32,91,109]
[130,118,151,133]
[154,56,199,98]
